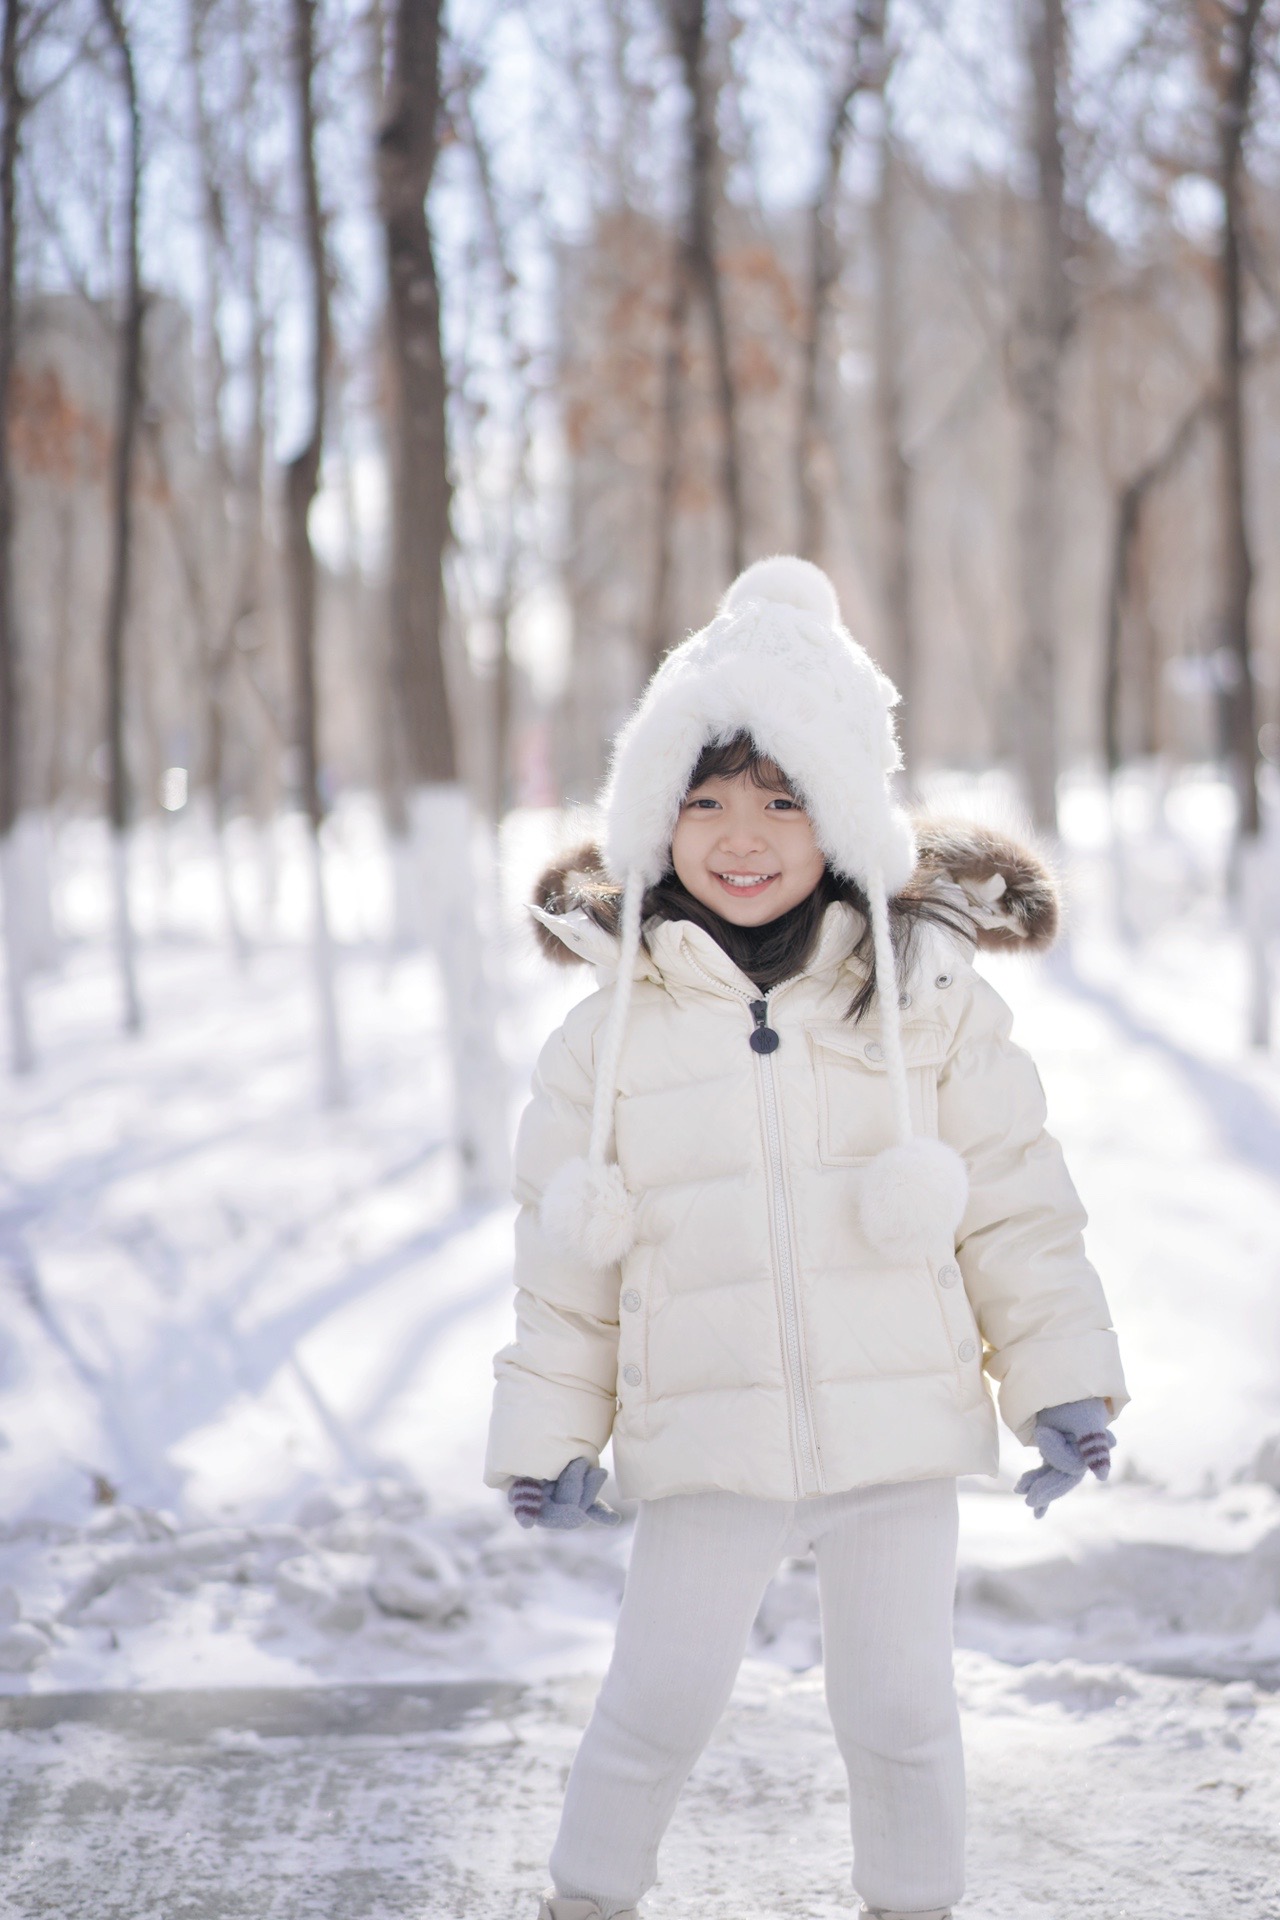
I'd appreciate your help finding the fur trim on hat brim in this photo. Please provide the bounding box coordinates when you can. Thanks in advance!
[528,819,1059,966]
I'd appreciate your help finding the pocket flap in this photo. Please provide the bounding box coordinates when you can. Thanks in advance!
[806,1020,949,1072]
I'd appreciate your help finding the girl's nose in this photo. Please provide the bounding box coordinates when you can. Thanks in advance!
[718,824,767,853]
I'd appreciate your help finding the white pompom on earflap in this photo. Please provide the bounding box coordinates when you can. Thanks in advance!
[859,1138,970,1259]
[541,1156,638,1268]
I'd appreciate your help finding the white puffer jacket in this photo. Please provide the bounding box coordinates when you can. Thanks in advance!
[485,828,1128,1503]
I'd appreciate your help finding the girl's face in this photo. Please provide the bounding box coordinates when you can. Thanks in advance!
[670,762,826,927]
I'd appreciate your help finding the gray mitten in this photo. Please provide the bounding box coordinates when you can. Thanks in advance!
[1014,1396,1115,1518]
[508,1456,622,1531]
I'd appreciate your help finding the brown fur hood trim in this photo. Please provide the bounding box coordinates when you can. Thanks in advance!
[529,820,1059,966]
[903,818,1059,953]
[529,841,617,966]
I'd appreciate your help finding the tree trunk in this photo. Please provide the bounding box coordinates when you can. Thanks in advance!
[1011,0,1069,836]
[0,0,32,1071]
[668,0,744,580]
[377,0,507,1199]
[232,8,280,934]
[362,0,413,886]
[1216,0,1264,843]
[457,84,532,822]
[186,0,249,966]
[1102,394,1210,779]
[98,0,144,1033]
[490,534,516,823]
[285,0,345,1105]
[644,244,690,672]
[1212,0,1269,1045]
[376,0,453,791]
[796,3,882,564]
[872,126,917,770]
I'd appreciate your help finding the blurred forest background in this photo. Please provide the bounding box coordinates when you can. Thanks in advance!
[2,0,1279,1109]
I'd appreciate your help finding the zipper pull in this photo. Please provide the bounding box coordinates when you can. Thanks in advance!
[748,999,780,1054]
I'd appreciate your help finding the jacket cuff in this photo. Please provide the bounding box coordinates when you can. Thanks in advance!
[484,1376,612,1490]
[989,1329,1129,1447]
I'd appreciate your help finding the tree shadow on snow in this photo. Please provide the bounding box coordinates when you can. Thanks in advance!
[1047,945,1280,1187]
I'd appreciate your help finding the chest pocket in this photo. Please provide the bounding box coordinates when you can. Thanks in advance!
[807,1020,949,1166]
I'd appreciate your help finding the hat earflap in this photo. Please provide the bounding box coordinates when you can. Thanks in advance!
[859,865,970,1258]
[540,869,643,1268]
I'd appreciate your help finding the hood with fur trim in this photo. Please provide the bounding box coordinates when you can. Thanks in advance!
[527,819,1059,968]
[600,556,915,895]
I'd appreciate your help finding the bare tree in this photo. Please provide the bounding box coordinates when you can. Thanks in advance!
[377,0,453,794]
[377,0,507,1199]
[675,2,743,576]
[1102,393,1213,780]
[184,0,250,964]
[1206,0,1266,837]
[285,0,344,1104]
[644,214,691,671]
[231,0,285,926]
[1009,0,1071,836]
[646,0,744,670]
[795,2,884,564]
[788,4,918,747]
[1195,0,1273,1044]
[1097,380,1212,944]
[455,78,536,823]
[97,0,143,1032]
[0,0,33,1071]
[872,132,921,767]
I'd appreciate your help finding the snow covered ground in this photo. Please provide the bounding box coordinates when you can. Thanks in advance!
[1,774,1279,1915]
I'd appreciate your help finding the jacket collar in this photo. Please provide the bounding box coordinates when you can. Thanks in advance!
[648,900,867,999]
[530,897,867,998]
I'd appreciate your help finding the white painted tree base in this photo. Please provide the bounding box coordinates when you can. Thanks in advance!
[109,828,142,1034]
[0,828,33,1073]
[388,830,422,953]
[306,822,346,1108]
[193,794,249,970]
[406,783,509,1201]
[1240,829,1275,1051]
[11,810,58,974]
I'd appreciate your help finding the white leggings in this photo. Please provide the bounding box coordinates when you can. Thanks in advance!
[550,1477,964,1917]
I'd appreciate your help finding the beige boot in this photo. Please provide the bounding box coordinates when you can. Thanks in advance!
[536,1900,638,1920]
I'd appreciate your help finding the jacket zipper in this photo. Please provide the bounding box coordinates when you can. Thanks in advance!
[682,953,823,1497]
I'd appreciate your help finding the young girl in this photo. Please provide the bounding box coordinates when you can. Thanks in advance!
[485,556,1127,1920]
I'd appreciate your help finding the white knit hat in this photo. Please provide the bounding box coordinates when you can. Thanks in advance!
[541,555,969,1267]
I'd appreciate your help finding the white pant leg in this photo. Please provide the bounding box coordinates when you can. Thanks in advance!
[811,1477,965,1913]
[550,1489,795,1914]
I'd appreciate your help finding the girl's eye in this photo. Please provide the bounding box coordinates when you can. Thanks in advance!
[767,797,799,811]
[685,796,720,810]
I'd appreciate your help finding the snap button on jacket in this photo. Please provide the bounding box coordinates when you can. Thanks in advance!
[484,900,1128,1503]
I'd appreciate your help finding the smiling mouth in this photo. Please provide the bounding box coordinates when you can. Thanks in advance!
[713,872,779,893]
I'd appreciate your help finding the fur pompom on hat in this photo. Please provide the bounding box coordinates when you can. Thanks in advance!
[542,555,970,1268]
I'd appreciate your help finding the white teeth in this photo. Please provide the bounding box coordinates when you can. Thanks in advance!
[718,873,774,887]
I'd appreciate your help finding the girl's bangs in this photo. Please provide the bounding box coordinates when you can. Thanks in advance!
[686,730,796,795]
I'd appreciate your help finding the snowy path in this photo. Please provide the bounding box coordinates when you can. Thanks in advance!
[1,1657,1277,1919]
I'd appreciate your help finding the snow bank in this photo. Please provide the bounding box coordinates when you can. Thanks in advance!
[5,1473,1280,1696]
[0,1476,634,1694]
[749,1481,1280,1685]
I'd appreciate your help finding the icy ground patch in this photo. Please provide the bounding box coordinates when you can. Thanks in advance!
[1,1657,1278,1918]
[0,781,1279,1911]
